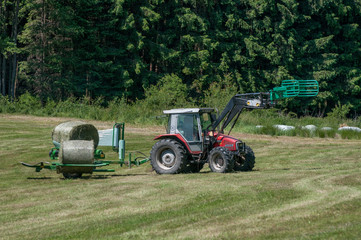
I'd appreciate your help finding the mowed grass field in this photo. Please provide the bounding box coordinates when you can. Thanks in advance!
[1,114,361,240]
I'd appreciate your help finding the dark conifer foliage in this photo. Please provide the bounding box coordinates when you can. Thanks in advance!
[0,0,360,116]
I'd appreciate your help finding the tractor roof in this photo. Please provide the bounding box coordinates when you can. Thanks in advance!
[163,108,214,114]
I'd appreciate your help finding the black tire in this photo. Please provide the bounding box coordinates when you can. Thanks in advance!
[208,147,234,173]
[234,145,255,171]
[150,139,187,174]
[183,162,205,173]
[63,172,82,179]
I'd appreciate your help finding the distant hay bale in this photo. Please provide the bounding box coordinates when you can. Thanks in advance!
[60,140,94,164]
[338,126,361,132]
[302,125,317,132]
[52,121,99,148]
[273,124,295,131]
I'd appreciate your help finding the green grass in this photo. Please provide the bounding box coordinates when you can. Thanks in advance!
[1,114,361,239]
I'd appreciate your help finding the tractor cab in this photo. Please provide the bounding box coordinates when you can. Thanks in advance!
[162,108,216,152]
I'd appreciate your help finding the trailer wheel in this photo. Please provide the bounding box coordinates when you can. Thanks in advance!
[208,147,234,173]
[62,172,82,179]
[234,145,255,171]
[150,139,187,174]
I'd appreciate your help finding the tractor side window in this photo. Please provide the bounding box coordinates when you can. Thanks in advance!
[166,116,171,134]
[200,113,212,131]
[176,114,200,141]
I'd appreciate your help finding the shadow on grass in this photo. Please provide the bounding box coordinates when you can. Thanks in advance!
[87,173,151,179]
[27,177,53,180]
[261,168,291,171]
[262,167,322,171]
[26,169,261,180]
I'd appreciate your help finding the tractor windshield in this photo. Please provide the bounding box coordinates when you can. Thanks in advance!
[200,112,212,131]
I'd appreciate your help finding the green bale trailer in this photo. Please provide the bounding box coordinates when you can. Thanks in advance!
[22,122,150,178]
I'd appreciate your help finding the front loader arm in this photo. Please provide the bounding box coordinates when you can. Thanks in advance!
[212,92,273,133]
[212,80,319,134]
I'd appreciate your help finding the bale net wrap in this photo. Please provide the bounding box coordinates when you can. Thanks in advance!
[60,140,95,164]
[52,121,99,148]
[58,140,95,173]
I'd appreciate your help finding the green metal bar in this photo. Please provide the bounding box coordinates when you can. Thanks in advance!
[138,158,150,165]
[121,124,125,141]
[38,164,57,172]
[297,80,319,97]
[98,160,122,164]
[22,161,59,172]
[61,163,109,167]
[100,157,150,166]
[129,153,132,168]
[93,169,115,172]
[281,80,300,97]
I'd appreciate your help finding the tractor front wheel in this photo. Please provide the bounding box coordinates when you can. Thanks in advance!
[208,147,234,173]
[150,139,187,174]
[234,145,255,171]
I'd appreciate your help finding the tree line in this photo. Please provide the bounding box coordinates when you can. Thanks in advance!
[1,0,361,117]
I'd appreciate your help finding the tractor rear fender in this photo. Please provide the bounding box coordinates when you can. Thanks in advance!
[153,134,201,155]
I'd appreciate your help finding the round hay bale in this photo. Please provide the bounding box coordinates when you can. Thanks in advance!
[60,140,94,164]
[52,121,99,148]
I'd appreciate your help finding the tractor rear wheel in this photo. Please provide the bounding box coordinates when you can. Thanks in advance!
[150,139,187,174]
[208,147,234,173]
[234,145,255,171]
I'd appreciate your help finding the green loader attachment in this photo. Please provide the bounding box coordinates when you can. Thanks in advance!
[270,80,319,102]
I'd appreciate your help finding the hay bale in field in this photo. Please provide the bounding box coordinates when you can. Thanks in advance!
[338,126,361,132]
[52,121,99,148]
[60,140,94,164]
[273,124,295,131]
[302,125,317,132]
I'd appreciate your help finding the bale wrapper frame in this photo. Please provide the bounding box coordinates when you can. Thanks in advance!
[21,123,150,178]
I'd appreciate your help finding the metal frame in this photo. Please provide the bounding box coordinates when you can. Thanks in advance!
[21,123,150,175]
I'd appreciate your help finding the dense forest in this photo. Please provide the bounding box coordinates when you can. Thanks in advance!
[1,0,361,117]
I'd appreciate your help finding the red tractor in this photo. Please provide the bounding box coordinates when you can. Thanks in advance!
[150,80,319,174]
